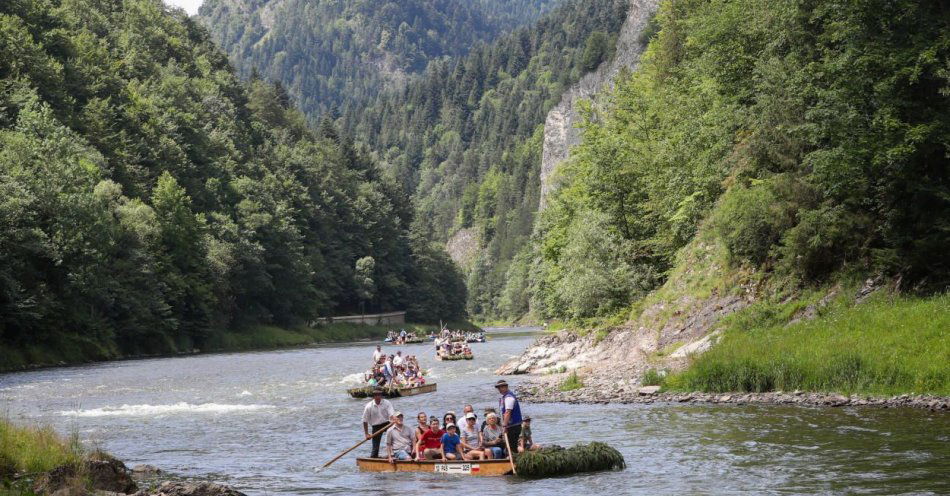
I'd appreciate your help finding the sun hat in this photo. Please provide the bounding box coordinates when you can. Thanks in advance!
[465,412,477,420]
[394,411,403,417]
[486,412,498,419]
[494,379,508,388]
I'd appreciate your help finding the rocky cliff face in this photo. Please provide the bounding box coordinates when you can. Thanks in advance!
[498,238,757,388]
[539,0,659,210]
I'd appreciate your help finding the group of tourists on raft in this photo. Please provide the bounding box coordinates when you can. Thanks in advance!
[435,339,473,358]
[385,329,422,345]
[364,346,425,388]
[361,379,540,463]
[430,329,485,343]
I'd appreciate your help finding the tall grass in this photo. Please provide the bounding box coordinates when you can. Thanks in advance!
[669,293,950,395]
[0,420,82,475]
[559,371,584,391]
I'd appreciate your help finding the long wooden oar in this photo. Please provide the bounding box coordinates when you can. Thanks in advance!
[502,426,518,475]
[319,421,392,470]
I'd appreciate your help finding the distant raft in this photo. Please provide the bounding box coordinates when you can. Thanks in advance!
[435,353,473,361]
[347,383,437,399]
[514,442,625,478]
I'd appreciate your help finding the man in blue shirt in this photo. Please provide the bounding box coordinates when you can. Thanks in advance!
[440,423,463,460]
[495,379,522,456]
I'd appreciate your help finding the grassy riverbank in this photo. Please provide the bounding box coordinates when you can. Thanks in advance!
[0,419,82,494]
[667,293,950,396]
[0,321,478,373]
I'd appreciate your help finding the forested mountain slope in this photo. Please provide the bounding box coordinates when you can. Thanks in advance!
[500,0,949,397]
[197,0,561,120]
[0,0,465,368]
[344,0,632,318]
[529,0,949,320]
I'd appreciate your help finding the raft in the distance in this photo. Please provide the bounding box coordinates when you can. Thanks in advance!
[435,354,473,361]
[347,383,437,399]
[356,458,512,476]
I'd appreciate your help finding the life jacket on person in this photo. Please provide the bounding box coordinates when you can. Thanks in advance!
[499,390,522,425]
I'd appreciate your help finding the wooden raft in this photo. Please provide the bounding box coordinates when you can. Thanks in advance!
[356,457,513,476]
[347,383,437,399]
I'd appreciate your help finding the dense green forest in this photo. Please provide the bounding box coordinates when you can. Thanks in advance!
[0,0,466,368]
[343,0,630,318]
[197,0,561,121]
[526,0,949,319]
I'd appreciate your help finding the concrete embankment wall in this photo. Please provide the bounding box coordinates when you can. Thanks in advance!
[313,311,406,326]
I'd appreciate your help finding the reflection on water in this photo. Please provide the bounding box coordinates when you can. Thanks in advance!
[1,332,948,495]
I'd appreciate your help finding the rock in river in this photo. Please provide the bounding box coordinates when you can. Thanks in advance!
[133,481,246,496]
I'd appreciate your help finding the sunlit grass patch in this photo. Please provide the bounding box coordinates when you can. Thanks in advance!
[0,419,82,475]
[669,293,950,395]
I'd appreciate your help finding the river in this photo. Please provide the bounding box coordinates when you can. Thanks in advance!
[2,330,948,495]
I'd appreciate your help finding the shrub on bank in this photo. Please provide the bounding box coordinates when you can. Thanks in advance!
[670,294,950,396]
[559,371,584,392]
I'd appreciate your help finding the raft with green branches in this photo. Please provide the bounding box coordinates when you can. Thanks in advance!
[514,442,625,477]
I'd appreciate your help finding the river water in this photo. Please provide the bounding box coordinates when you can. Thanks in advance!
[2,330,948,495]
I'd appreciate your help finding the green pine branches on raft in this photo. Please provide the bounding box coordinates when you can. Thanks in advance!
[515,442,625,477]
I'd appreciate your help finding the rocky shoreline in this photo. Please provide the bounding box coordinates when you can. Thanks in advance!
[517,380,950,411]
[14,453,245,496]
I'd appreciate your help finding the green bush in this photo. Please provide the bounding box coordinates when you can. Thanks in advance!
[777,205,868,281]
[559,371,584,391]
[641,368,666,386]
[712,181,793,266]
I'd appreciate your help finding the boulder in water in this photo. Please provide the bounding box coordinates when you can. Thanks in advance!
[33,453,137,496]
[86,452,137,494]
[131,465,163,477]
[133,481,246,496]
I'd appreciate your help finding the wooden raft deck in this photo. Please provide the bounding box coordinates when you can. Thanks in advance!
[356,457,513,476]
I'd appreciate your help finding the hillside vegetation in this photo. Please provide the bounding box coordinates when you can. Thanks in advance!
[198,0,561,120]
[345,0,630,318]
[525,0,949,320]
[0,0,466,370]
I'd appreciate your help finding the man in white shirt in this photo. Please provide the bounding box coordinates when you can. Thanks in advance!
[393,351,404,367]
[373,345,383,363]
[362,388,395,458]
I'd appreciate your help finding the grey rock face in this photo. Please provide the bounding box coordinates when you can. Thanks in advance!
[539,0,660,210]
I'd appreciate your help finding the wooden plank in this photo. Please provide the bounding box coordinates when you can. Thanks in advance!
[356,458,513,476]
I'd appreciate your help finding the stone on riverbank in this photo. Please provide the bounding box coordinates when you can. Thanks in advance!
[133,481,246,496]
[516,379,950,411]
[32,454,137,496]
[131,465,163,477]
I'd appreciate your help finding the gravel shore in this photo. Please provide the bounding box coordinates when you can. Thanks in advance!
[517,379,950,411]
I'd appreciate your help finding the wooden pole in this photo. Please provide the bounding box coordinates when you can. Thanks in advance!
[321,421,392,469]
[503,427,517,475]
